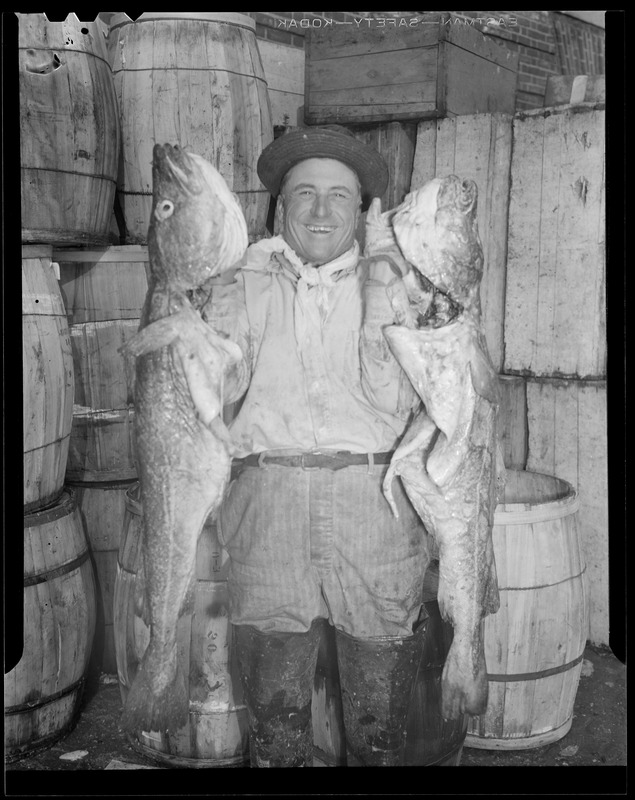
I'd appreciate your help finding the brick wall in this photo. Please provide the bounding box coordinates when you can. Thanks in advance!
[246,11,605,111]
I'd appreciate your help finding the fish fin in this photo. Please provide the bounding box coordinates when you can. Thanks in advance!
[121,313,189,358]
[468,347,499,406]
[441,636,489,719]
[174,338,223,428]
[483,535,501,616]
[120,643,189,735]
[130,544,151,626]
[179,570,198,617]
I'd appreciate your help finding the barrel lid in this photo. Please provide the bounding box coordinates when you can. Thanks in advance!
[108,12,255,32]
[494,470,580,525]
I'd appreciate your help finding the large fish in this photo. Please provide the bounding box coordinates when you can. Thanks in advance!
[119,144,248,734]
[379,176,505,720]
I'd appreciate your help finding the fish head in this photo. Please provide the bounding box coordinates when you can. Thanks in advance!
[148,144,248,289]
[392,175,483,306]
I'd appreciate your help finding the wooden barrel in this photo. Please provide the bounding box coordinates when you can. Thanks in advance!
[68,478,139,674]
[465,468,589,750]
[106,12,273,244]
[4,489,97,762]
[18,13,119,245]
[22,245,74,513]
[56,246,149,482]
[113,484,250,767]
[311,563,467,767]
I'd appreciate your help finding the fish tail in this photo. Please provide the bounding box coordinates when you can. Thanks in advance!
[381,464,400,519]
[120,644,189,735]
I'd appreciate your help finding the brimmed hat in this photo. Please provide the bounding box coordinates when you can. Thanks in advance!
[257,125,389,211]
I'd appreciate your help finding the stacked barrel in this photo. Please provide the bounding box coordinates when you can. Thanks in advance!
[13,10,273,765]
[57,246,150,673]
[101,12,270,767]
[9,12,115,760]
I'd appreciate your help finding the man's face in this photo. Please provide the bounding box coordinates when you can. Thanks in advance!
[279,158,362,265]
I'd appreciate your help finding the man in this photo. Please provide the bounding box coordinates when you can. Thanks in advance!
[206,125,429,767]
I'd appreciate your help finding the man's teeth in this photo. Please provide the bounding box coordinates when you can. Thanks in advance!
[306,225,335,233]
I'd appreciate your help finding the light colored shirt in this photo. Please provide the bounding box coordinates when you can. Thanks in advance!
[205,236,419,458]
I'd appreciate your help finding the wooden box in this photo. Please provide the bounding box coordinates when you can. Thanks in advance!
[304,16,519,125]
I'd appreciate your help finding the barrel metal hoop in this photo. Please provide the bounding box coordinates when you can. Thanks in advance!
[4,676,85,715]
[486,652,584,683]
[110,66,268,85]
[67,477,139,490]
[23,489,77,527]
[497,564,586,592]
[23,548,91,587]
[109,14,256,33]
[18,45,114,72]
[494,494,580,525]
[21,166,117,183]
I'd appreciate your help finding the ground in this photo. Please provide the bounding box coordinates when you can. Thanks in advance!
[5,643,626,796]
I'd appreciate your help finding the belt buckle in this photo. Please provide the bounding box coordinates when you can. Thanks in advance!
[300,453,320,471]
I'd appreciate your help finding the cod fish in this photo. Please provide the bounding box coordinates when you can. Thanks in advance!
[119,144,248,734]
[382,175,505,720]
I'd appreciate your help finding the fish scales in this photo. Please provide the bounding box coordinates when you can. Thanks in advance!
[119,144,248,735]
[380,175,505,720]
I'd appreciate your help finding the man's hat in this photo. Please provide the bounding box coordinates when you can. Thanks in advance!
[257,125,389,211]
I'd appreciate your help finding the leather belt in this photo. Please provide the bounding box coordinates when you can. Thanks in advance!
[233,451,394,472]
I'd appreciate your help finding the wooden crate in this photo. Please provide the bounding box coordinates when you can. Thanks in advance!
[412,113,513,372]
[304,16,519,125]
[504,103,606,379]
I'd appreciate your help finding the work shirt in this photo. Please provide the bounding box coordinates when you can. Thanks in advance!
[205,235,419,458]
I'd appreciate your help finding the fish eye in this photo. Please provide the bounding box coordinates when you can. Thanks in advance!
[155,199,175,221]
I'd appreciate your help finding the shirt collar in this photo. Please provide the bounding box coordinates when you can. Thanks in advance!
[244,235,359,286]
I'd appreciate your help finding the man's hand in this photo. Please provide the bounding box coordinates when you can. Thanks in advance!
[364,197,412,279]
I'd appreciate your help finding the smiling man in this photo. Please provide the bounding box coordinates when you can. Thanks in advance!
[205,126,430,767]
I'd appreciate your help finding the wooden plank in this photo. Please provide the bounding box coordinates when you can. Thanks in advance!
[410,113,513,371]
[351,122,417,250]
[525,378,608,645]
[308,48,437,94]
[305,101,439,126]
[258,39,305,95]
[306,22,442,61]
[498,375,528,469]
[351,122,417,211]
[504,105,606,378]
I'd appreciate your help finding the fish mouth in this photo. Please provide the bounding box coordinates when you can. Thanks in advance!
[437,175,477,214]
[153,143,203,195]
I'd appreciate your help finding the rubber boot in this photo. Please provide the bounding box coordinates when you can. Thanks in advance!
[335,622,427,767]
[233,619,323,767]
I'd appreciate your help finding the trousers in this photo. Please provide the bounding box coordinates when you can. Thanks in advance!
[218,462,430,638]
